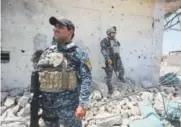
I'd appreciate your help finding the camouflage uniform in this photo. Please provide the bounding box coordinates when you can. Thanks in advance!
[37,42,92,127]
[100,27,124,94]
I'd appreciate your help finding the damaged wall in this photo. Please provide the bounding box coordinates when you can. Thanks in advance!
[1,0,165,89]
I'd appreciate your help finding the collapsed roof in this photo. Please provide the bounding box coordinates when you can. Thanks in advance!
[165,0,181,17]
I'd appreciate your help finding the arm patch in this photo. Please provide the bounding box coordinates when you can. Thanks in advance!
[84,60,92,70]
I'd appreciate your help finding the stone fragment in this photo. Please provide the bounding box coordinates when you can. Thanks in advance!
[1,92,9,103]
[105,105,113,113]
[162,86,175,94]
[4,97,15,107]
[17,104,30,117]
[141,80,153,88]
[173,96,181,104]
[122,119,130,126]
[1,85,9,92]
[140,92,153,101]
[119,100,127,106]
[95,113,122,127]
[12,105,20,115]
[121,109,129,119]
[9,88,24,97]
[130,106,140,116]
[92,90,102,101]
[98,106,106,113]
[0,106,7,115]
[121,105,127,110]
[129,116,143,121]
[18,96,29,108]
[111,90,121,98]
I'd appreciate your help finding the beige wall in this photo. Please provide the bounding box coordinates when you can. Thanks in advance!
[1,0,165,89]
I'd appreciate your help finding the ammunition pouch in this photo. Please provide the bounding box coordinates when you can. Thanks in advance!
[39,70,77,92]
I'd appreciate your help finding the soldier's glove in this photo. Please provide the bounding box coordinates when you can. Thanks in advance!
[107,59,112,65]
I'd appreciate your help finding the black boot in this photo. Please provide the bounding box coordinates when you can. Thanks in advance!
[120,78,125,83]
[118,75,125,83]
[107,85,113,95]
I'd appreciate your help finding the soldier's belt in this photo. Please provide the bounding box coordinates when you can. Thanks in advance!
[39,71,77,92]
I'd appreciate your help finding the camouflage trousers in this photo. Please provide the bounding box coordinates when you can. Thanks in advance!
[42,110,82,127]
[40,89,82,127]
[105,56,124,94]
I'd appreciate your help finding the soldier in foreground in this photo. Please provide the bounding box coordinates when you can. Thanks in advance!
[31,17,92,127]
[100,26,125,95]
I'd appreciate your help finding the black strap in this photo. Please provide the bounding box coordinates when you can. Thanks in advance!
[42,116,59,122]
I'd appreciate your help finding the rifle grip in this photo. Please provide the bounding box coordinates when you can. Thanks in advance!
[30,71,39,93]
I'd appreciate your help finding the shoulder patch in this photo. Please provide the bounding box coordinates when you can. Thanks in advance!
[75,46,92,70]
[84,60,92,70]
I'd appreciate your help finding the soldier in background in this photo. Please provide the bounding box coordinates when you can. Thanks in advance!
[100,26,125,95]
[35,17,92,127]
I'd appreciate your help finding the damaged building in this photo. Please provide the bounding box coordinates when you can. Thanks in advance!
[1,0,181,127]
[1,0,181,88]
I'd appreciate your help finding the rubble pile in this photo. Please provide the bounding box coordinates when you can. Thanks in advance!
[84,84,181,127]
[159,72,181,86]
[1,88,31,127]
[1,82,181,127]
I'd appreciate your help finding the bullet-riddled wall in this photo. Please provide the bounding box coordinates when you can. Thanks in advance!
[1,0,165,89]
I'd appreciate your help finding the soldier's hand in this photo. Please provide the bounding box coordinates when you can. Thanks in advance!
[75,105,86,120]
[107,59,112,65]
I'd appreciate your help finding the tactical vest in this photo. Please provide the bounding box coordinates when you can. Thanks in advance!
[37,51,77,92]
[104,38,120,57]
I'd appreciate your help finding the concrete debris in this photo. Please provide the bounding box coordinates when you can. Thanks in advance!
[105,104,114,113]
[129,100,163,127]
[1,85,9,92]
[1,116,29,127]
[1,84,181,127]
[140,92,153,101]
[121,109,129,119]
[17,104,30,117]
[1,92,9,103]
[96,114,122,127]
[129,116,143,122]
[111,90,121,98]
[130,106,140,116]
[6,109,16,117]
[12,105,21,115]
[173,96,181,104]
[141,80,153,88]
[161,86,175,94]
[16,96,21,103]
[153,92,166,115]
[119,100,127,106]
[23,91,31,98]
[98,106,106,113]
[121,119,130,126]
[0,106,7,115]
[9,88,24,97]
[4,97,16,107]
[18,96,30,108]
[160,73,181,86]
[162,100,181,121]
[92,80,108,97]
[92,90,102,101]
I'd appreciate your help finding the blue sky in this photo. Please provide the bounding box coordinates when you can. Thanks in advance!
[163,29,181,55]
[162,11,181,55]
